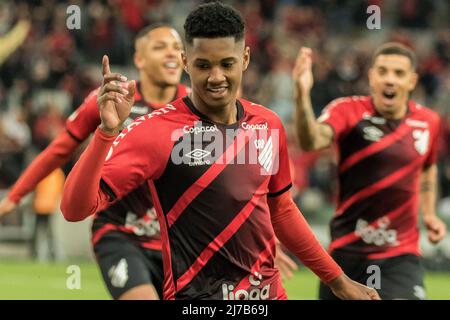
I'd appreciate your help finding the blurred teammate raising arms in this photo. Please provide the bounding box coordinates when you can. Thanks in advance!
[293,43,447,299]
[0,24,187,300]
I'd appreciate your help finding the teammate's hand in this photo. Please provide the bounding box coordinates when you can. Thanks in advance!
[423,215,447,244]
[97,55,136,135]
[274,244,298,280]
[292,47,314,97]
[0,196,17,219]
[328,274,381,300]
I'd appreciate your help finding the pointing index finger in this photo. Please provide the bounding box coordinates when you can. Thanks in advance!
[102,55,111,76]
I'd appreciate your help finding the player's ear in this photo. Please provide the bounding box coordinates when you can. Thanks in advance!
[243,46,250,71]
[368,67,375,89]
[182,51,189,74]
[134,51,143,69]
[407,71,418,91]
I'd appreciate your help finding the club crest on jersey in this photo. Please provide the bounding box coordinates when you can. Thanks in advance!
[363,126,384,142]
[412,129,429,155]
[108,258,129,288]
[257,136,273,173]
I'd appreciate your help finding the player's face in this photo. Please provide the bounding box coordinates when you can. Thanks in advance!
[183,37,250,110]
[134,27,183,86]
[369,54,418,119]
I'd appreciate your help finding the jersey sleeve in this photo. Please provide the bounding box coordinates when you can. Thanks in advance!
[267,117,292,197]
[61,115,175,221]
[424,113,441,167]
[318,98,351,143]
[65,88,101,141]
[8,131,80,203]
[100,117,173,200]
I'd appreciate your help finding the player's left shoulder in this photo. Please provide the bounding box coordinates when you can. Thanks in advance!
[408,100,441,126]
[239,98,284,129]
[177,84,191,97]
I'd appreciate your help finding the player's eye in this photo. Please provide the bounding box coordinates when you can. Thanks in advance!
[196,63,210,69]
[222,62,234,69]
[377,68,387,75]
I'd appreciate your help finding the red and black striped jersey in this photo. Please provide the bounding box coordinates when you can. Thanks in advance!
[66,83,188,249]
[319,96,441,259]
[100,97,292,299]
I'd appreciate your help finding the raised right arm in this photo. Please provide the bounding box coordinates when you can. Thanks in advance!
[61,55,136,221]
[293,47,334,151]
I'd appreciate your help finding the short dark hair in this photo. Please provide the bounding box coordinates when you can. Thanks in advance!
[134,23,173,46]
[184,1,245,45]
[372,42,417,70]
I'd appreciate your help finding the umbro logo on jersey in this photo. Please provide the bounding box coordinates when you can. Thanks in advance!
[363,113,386,125]
[185,148,211,166]
[363,126,384,142]
[108,258,129,288]
[186,148,211,160]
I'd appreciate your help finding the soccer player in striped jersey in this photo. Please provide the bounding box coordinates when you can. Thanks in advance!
[61,2,379,300]
[293,43,447,299]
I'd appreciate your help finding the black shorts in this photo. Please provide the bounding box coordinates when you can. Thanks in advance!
[93,232,164,299]
[319,251,425,300]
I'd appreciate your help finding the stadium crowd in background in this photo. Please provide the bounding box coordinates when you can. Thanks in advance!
[1,0,450,265]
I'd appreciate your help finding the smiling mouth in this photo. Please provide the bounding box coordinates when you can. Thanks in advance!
[163,61,179,70]
[207,87,228,93]
[382,90,396,100]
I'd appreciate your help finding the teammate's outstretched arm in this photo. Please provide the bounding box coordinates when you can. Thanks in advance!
[0,131,80,218]
[268,191,380,300]
[293,47,333,151]
[421,164,447,244]
[275,239,298,280]
[61,55,135,221]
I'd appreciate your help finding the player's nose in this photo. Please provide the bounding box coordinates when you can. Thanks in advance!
[208,66,226,84]
[383,72,397,85]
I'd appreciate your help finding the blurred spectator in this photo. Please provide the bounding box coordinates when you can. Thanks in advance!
[0,110,31,187]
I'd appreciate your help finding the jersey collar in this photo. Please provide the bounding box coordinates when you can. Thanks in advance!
[182,96,244,127]
[135,81,180,110]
